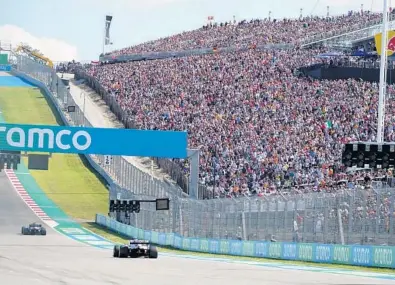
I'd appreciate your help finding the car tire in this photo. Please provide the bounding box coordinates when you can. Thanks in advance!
[21,227,26,235]
[41,228,47,236]
[113,245,120,258]
[149,246,158,259]
[119,246,129,258]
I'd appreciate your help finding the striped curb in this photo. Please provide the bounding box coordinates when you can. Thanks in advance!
[3,169,114,249]
[4,169,59,228]
[56,226,116,249]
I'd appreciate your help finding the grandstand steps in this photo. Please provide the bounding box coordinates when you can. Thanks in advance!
[67,79,185,196]
[301,19,395,48]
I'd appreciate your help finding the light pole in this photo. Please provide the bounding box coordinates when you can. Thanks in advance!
[377,0,389,143]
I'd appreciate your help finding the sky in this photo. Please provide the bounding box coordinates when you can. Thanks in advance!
[0,0,385,62]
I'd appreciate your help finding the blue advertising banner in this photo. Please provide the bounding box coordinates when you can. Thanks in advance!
[95,214,395,269]
[0,65,11,71]
[0,123,187,158]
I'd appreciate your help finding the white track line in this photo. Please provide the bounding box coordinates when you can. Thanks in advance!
[4,169,58,228]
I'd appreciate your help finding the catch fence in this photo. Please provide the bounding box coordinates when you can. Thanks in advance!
[108,185,395,246]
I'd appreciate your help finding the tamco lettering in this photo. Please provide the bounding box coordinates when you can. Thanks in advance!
[255,242,267,257]
[220,241,229,254]
[315,245,331,262]
[165,234,173,245]
[283,243,297,259]
[158,234,166,244]
[191,239,199,250]
[210,240,219,253]
[333,246,350,263]
[299,245,313,261]
[269,243,281,258]
[230,242,241,255]
[182,238,190,249]
[243,242,254,256]
[174,236,181,247]
[353,247,370,265]
[200,240,209,252]
[374,248,393,266]
[0,127,92,151]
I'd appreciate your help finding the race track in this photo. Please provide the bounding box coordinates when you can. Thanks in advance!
[0,172,394,285]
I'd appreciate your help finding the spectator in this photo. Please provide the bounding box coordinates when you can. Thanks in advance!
[105,11,381,56]
[86,45,395,199]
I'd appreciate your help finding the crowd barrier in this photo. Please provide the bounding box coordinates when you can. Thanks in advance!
[10,69,116,190]
[96,214,395,269]
[100,43,293,63]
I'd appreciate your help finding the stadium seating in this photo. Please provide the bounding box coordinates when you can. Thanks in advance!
[105,11,381,56]
[84,10,395,198]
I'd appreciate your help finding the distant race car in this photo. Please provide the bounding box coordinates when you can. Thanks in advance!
[113,239,158,258]
[21,222,47,235]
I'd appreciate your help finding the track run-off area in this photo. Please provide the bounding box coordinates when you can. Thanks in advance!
[1,171,394,285]
[0,73,395,284]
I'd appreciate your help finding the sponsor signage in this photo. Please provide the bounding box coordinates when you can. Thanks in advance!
[0,123,187,158]
[0,65,11,71]
[96,214,395,269]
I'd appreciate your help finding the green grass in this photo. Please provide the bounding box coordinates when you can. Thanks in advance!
[0,87,108,220]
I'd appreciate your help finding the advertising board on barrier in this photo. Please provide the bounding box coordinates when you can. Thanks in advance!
[95,214,395,269]
[0,65,11,71]
[0,123,187,158]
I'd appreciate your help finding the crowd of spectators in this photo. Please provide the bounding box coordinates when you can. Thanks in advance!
[86,43,395,198]
[56,61,85,74]
[106,10,381,56]
[79,10,395,244]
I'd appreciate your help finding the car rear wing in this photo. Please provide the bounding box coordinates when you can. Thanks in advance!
[129,240,150,244]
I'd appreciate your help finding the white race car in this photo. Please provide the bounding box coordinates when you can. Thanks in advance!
[113,239,158,258]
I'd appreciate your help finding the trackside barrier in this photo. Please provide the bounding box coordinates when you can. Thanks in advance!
[96,214,395,269]
[0,64,11,71]
[10,69,116,189]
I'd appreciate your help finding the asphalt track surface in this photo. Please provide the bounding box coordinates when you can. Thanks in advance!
[0,172,394,284]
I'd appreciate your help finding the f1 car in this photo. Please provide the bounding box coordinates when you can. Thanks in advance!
[21,222,47,235]
[113,239,158,258]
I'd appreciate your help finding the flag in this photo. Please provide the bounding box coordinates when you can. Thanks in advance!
[208,16,214,21]
[374,30,395,56]
[105,15,113,45]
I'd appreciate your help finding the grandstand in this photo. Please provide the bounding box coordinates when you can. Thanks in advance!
[102,11,384,56]
[81,11,391,195]
[63,8,395,245]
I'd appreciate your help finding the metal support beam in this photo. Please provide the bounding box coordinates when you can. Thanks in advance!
[378,0,389,143]
[187,148,200,199]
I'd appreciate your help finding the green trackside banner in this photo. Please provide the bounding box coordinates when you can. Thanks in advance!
[0,54,8,65]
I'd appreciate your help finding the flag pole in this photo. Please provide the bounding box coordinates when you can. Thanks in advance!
[378,0,389,143]
[102,18,106,55]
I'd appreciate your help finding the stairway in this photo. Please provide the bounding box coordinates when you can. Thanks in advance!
[301,15,395,48]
